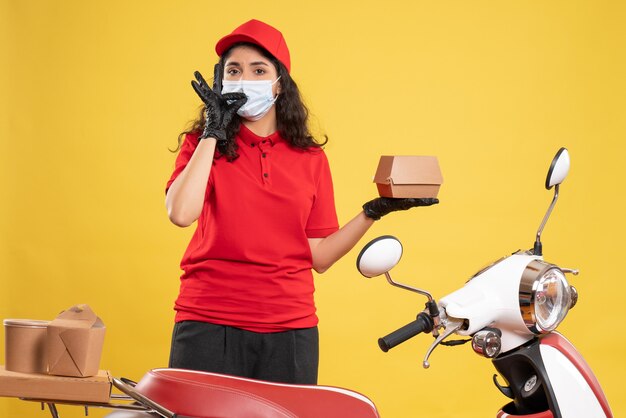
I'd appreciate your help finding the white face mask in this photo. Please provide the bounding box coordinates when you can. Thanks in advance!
[221,77,281,121]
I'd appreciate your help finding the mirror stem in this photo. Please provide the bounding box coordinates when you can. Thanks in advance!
[384,272,434,302]
[533,184,560,256]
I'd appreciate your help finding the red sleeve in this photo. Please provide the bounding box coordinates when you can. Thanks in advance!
[305,150,339,238]
[165,132,201,194]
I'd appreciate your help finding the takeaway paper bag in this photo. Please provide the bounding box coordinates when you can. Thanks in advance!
[46,304,105,377]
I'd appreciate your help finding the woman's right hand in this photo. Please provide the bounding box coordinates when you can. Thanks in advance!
[191,66,247,142]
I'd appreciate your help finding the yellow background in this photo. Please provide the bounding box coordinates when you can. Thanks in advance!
[1,1,625,417]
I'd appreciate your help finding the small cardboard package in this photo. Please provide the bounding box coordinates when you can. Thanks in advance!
[374,156,443,198]
[0,365,111,403]
[47,305,106,377]
[4,319,49,374]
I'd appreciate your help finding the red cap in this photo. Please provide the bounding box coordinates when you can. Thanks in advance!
[215,19,291,73]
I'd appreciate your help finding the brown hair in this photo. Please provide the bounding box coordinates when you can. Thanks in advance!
[173,42,327,160]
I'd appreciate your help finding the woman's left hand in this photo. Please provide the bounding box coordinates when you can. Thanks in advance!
[362,197,439,220]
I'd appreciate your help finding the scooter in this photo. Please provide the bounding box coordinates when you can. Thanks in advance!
[355,147,613,418]
[18,148,611,418]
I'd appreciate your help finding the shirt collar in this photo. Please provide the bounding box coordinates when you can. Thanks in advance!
[238,123,284,148]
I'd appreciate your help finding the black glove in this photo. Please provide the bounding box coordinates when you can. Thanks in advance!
[362,197,439,220]
[191,66,247,142]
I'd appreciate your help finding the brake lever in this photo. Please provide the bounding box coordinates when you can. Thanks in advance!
[422,317,465,369]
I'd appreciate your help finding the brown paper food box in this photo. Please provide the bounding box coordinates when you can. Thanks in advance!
[0,365,111,403]
[47,305,106,377]
[374,156,443,198]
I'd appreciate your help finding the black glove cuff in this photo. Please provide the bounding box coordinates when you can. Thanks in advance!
[362,202,382,221]
[200,128,227,143]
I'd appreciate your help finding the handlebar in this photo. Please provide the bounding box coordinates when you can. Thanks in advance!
[378,312,434,352]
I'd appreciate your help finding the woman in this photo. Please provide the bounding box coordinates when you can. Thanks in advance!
[165,19,437,385]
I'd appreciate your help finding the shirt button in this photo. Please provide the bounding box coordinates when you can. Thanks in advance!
[262,153,267,158]
[262,140,266,143]
[251,143,255,147]
[263,173,269,178]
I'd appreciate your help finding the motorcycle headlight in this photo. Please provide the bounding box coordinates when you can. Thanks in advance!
[519,261,571,333]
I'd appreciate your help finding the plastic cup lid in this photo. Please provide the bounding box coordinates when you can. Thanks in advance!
[3,319,50,328]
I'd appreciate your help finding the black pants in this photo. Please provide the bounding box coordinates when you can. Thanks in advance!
[168,321,319,384]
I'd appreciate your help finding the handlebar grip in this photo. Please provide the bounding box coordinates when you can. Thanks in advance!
[378,312,434,352]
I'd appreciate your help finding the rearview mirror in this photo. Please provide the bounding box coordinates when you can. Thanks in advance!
[545,147,570,190]
[533,147,571,255]
[356,236,403,278]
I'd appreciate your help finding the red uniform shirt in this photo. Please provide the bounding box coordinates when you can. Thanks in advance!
[166,125,339,332]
